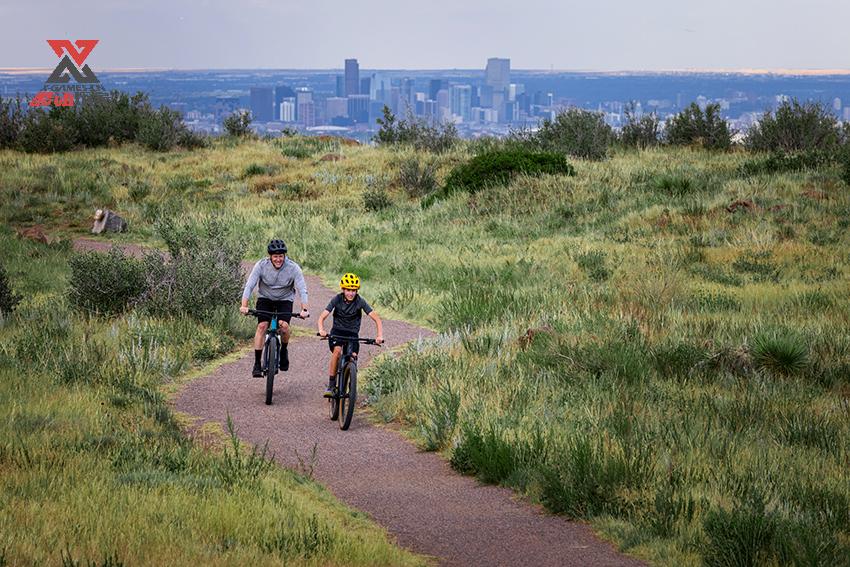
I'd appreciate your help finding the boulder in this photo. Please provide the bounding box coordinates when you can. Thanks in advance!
[91,209,127,234]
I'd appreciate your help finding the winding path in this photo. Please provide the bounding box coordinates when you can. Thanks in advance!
[74,238,645,567]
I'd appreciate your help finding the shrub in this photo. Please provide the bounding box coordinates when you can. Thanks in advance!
[574,250,610,282]
[739,149,832,176]
[0,262,21,315]
[619,103,661,149]
[17,106,79,153]
[516,107,613,160]
[68,247,147,315]
[363,187,392,212]
[396,157,438,198]
[223,110,252,137]
[437,148,575,200]
[137,106,188,151]
[745,99,841,153]
[374,106,458,153]
[751,330,809,376]
[75,90,151,147]
[665,102,732,150]
[0,95,24,149]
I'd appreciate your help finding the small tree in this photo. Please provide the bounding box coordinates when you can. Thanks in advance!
[521,107,614,160]
[374,106,457,153]
[619,103,660,149]
[0,96,24,149]
[137,106,186,151]
[17,105,80,153]
[745,99,840,153]
[665,102,732,150]
[223,110,252,137]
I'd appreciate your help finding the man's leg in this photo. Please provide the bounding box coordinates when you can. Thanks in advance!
[279,320,290,371]
[252,321,268,377]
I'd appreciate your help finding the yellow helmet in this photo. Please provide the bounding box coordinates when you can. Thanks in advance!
[340,272,361,290]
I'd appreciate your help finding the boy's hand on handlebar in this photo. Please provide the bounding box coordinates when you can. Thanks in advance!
[240,306,249,315]
[375,336,384,345]
[300,308,310,319]
[318,329,328,338]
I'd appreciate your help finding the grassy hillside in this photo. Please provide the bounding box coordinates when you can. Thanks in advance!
[2,136,848,566]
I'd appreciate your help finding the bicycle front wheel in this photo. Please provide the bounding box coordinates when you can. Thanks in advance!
[265,338,277,405]
[339,361,357,430]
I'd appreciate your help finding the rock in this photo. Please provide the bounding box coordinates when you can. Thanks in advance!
[91,209,127,234]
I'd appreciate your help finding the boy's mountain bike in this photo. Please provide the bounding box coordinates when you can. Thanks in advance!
[247,309,307,405]
[318,334,380,430]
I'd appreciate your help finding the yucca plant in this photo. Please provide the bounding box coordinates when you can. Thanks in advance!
[751,331,809,376]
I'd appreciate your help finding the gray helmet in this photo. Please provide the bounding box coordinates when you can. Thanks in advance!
[267,239,287,254]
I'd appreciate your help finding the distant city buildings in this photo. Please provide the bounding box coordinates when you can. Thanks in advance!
[250,87,273,122]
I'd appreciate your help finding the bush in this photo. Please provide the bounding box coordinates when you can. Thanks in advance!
[739,149,833,176]
[223,110,252,137]
[17,106,79,153]
[516,107,613,160]
[68,247,147,315]
[751,330,809,376]
[619,103,661,149]
[75,91,151,147]
[745,99,841,153]
[137,106,189,151]
[665,103,732,150]
[396,157,438,198]
[436,148,575,201]
[0,262,21,315]
[363,187,392,212]
[374,106,458,153]
[0,95,24,149]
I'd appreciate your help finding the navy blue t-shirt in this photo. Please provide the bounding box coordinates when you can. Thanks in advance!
[326,293,373,335]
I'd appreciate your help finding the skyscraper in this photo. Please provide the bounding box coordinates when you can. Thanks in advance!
[274,85,295,121]
[485,58,510,91]
[450,85,472,122]
[347,94,370,123]
[345,59,359,97]
[335,76,345,98]
[250,87,274,122]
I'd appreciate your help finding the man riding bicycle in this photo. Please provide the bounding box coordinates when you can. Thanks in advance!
[317,272,383,397]
[240,239,309,377]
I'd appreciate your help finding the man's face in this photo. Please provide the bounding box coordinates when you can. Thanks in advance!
[343,288,358,301]
[270,254,285,268]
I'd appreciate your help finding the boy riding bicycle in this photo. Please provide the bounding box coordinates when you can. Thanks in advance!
[317,272,383,397]
[240,239,310,377]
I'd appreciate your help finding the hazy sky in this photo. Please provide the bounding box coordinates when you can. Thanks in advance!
[2,0,848,70]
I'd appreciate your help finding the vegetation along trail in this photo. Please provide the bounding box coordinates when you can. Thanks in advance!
[72,238,645,567]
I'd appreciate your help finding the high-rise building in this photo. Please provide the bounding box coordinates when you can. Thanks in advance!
[360,77,371,97]
[326,97,348,120]
[279,100,296,122]
[345,59,359,97]
[250,87,274,122]
[450,85,472,122]
[295,88,313,124]
[274,85,295,120]
[335,76,345,97]
[347,94,370,123]
[428,79,446,102]
[485,58,510,91]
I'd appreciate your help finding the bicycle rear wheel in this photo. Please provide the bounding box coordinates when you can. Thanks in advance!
[265,338,277,405]
[339,361,357,430]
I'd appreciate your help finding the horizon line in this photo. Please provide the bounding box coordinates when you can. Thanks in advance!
[2,66,850,77]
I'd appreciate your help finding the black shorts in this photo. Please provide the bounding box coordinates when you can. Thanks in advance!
[255,298,293,324]
[328,331,359,355]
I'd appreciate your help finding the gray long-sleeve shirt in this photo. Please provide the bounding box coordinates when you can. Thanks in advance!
[242,257,309,304]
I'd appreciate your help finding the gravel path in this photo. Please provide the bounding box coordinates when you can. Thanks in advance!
[74,238,645,567]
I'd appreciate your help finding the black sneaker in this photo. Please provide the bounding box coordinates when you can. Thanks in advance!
[323,379,336,398]
[252,362,263,377]
[279,345,289,371]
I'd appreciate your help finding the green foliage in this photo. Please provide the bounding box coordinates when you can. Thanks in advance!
[739,149,833,176]
[374,106,458,153]
[223,110,252,137]
[746,99,841,153]
[396,157,438,198]
[436,149,575,202]
[0,95,24,149]
[137,106,202,152]
[363,187,392,212]
[68,247,147,315]
[575,250,611,282]
[74,91,151,147]
[619,103,661,149]
[0,262,21,315]
[751,330,809,376]
[417,379,460,451]
[215,414,274,487]
[18,106,79,153]
[665,103,732,150]
[516,107,614,160]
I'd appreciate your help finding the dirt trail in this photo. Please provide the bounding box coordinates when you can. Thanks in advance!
[74,238,644,567]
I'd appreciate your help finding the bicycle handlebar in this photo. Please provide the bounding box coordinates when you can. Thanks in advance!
[317,333,382,346]
[246,309,309,318]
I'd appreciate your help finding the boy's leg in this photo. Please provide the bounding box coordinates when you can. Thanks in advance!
[324,346,342,397]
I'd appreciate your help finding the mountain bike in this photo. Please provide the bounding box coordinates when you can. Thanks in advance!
[247,309,307,405]
[318,334,380,430]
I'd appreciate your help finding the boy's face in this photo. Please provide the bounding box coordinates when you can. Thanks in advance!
[343,288,358,301]
[270,254,285,268]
